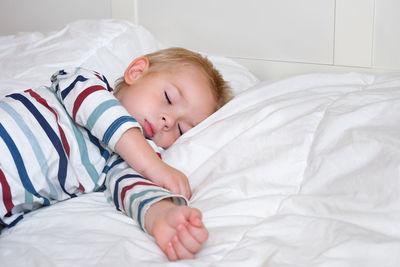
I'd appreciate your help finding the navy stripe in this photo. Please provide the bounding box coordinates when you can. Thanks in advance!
[101,74,112,92]
[61,75,88,100]
[103,116,137,145]
[138,196,159,231]
[112,174,143,211]
[102,157,124,174]
[7,93,75,198]
[0,123,50,205]
[109,157,124,170]
[94,71,112,92]
[0,214,24,228]
[85,129,109,161]
[51,70,67,83]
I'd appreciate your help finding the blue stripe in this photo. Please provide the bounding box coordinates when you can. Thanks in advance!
[102,165,112,175]
[61,75,88,100]
[138,196,159,231]
[66,117,101,190]
[0,102,59,200]
[7,93,75,198]
[102,158,124,175]
[85,129,109,161]
[108,167,128,182]
[112,174,143,211]
[128,189,168,218]
[102,116,137,145]
[109,157,124,169]
[0,123,49,205]
[100,74,112,92]
[51,70,67,83]
[103,157,124,174]
[0,214,24,228]
[86,99,121,131]
[45,85,102,188]
[50,70,66,94]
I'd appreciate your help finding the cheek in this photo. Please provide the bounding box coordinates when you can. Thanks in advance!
[153,132,177,148]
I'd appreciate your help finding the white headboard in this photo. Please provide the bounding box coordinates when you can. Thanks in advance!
[1,0,399,81]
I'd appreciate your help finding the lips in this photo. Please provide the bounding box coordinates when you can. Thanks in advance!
[143,119,155,138]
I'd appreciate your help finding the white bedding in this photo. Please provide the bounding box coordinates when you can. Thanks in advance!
[1,20,400,267]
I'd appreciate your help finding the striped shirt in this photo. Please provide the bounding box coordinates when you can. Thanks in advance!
[0,68,187,231]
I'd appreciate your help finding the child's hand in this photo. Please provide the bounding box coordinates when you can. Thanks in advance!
[114,128,191,199]
[150,163,191,200]
[145,199,209,261]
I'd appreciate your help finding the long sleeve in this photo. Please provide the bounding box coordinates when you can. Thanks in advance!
[50,67,140,150]
[104,151,188,232]
[52,68,189,232]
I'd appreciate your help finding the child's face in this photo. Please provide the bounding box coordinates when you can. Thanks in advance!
[118,61,216,148]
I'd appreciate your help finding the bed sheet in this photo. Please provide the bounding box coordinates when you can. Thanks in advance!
[1,20,400,267]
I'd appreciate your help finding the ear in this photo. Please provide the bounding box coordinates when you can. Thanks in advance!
[124,56,150,85]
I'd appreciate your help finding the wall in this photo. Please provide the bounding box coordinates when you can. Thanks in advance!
[1,0,399,80]
[137,0,400,79]
[0,0,113,34]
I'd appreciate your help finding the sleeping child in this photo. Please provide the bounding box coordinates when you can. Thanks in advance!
[0,47,232,261]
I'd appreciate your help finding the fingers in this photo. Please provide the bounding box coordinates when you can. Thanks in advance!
[167,179,191,200]
[189,210,203,227]
[165,241,179,261]
[164,168,191,200]
[167,222,208,260]
[187,222,209,244]
[174,170,191,199]
[176,223,202,253]
[177,179,191,200]
[164,208,208,261]
[180,178,191,200]
[171,234,195,260]
[165,234,195,261]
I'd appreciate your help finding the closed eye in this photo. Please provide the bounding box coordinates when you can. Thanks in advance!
[164,91,171,104]
[178,124,183,136]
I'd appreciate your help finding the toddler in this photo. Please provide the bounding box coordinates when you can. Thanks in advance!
[0,47,232,260]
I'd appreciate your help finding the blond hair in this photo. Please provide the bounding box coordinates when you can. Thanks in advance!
[115,47,232,109]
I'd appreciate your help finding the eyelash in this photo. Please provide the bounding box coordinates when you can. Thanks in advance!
[164,91,183,135]
[178,124,183,136]
[164,91,171,104]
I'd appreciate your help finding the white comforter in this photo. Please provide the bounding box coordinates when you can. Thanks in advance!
[1,20,400,267]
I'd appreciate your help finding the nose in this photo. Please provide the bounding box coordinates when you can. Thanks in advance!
[161,114,176,130]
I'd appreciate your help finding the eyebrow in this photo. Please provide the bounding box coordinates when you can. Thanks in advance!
[169,82,187,109]
[171,82,183,99]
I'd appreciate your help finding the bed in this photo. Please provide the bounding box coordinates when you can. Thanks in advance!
[1,1,400,266]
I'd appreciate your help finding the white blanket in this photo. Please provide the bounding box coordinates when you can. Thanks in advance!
[1,20,400,267]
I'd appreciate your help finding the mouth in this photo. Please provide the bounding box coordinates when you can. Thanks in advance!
[143,119,155,138]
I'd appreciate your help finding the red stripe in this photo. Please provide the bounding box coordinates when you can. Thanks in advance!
[72,85,105,122]
[25,89,71,157]
[121,181,155,211]
[78,183,85,192]
[0,168,14,217]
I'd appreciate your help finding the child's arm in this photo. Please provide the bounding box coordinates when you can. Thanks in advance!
[104,155,207,261]
[115,127,191,199]
[50,68,190,198]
